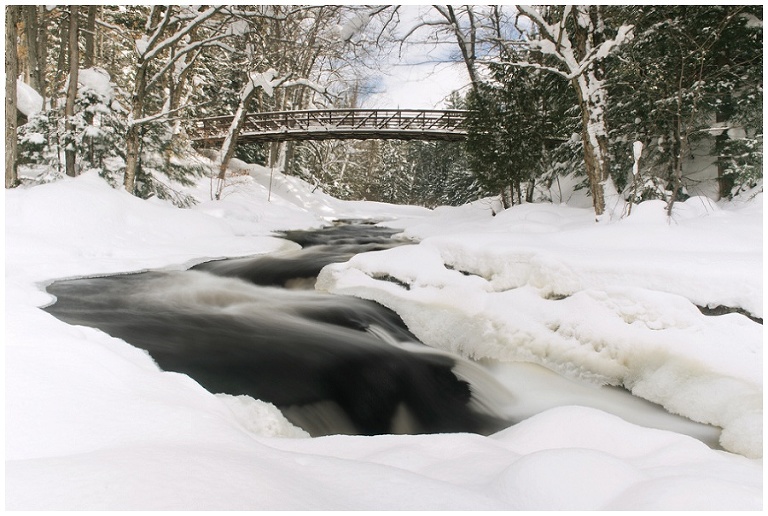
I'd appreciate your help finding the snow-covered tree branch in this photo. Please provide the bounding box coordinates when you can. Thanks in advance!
[515,5,634,219]
[124,6,233,194]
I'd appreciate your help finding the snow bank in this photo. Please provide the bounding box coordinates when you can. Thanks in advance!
[193,157,430,232]
[5,167,763,509]
[5,171,288,289]
[7,400,760,510]
[317,196,763,458]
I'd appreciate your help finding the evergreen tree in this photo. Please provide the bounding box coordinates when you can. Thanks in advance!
[18,68,128,184]
[606,5,763,206]
[9,4,760,211]
[465,54,575,208]
[407,140,481,208]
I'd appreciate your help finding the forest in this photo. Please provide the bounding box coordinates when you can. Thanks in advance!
[4,5,763,217]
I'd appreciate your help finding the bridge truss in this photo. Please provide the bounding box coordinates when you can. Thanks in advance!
[189,108,469,145]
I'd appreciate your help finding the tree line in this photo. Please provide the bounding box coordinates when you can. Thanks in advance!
[5,6,763,218]
[460,5,762,217]
[5,5,384,205]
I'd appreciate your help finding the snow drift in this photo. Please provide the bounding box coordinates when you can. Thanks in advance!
[5,164,762,510]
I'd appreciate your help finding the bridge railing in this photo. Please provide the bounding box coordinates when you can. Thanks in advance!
[189,108,469,143]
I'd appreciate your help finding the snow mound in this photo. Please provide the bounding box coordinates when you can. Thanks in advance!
[17,79,43,116]
[5,168,762,509]
[317,197,763,458]
[492,406,761,510]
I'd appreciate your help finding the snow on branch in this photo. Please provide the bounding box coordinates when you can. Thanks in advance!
[247,69,279,98]
[223,5,321,21]
[145,32,232,90]
[141,7,224,62]
[590,24,633,62]
[130,101,208,127]
[515,5,633,81]
[237,70,329,101]
[337,10,372,42]
[139,7,174,57]
[280,78,328,97]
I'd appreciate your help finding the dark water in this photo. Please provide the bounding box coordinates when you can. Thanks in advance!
[192,224,402,288]
[44,224,509,437]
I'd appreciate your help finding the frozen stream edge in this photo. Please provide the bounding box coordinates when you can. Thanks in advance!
[316,237,761,458]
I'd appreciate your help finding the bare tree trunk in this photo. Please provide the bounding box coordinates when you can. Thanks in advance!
[436,6,479,88]
[23,7,39,91]
[667,56,687,217]
[36,6,49,106]
[65,6,80,178]
[667,108,684,216]
[571,8,611,217]
[526,179,535,203]
[267,87,288,169]
[214,83,261,199]
[6,6,19,188]
[54,10,70,111]
[123,6,223,195]
[499,187,510,209]
[83,5,97,69]
[515,5,631,220]
[123,64,147,193]
[714,114,732,201]
[269,141,282,168]
[123,6,157,194]
[81,5,98,165]
[268,142,288,202]
[166,29,200,156]
[284,141,294,173]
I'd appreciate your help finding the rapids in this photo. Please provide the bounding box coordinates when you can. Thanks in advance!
[43,223,721,447]
[43,224,508,436]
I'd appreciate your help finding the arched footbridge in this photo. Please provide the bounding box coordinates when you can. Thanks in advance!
[189,108,469,145]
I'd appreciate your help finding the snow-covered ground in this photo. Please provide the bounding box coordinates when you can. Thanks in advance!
[5,162,762,510]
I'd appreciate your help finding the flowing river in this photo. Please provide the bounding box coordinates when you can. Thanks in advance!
[43,222,721,446]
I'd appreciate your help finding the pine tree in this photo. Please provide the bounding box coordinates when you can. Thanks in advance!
[465,52,575,208]
[606,5,763,207]
[407,140,480,208]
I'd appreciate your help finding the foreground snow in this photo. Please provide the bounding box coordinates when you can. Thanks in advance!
[5,166,762,510]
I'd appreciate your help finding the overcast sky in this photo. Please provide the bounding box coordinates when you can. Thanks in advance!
[364,58,470,109]
[357,5,473,109]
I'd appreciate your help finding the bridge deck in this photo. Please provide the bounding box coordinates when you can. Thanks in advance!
[189,108,469,144]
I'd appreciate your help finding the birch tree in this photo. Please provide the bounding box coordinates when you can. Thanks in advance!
[515,5,633,219]
[213,69,278,199]
[211,6,342,198]
[123,6,230,194]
